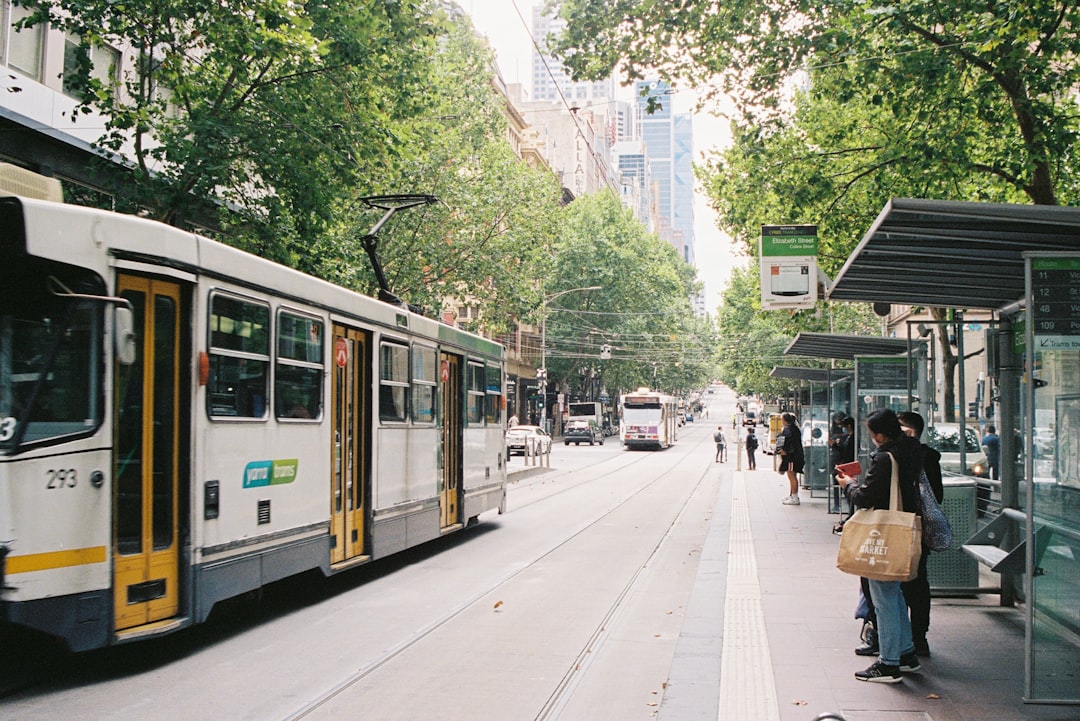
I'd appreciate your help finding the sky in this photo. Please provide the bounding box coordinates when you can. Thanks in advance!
[461,0,746,313]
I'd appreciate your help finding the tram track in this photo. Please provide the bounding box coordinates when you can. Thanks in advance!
[0,422,721,720]
[283,424,717,721]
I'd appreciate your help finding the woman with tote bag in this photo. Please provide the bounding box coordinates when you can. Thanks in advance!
[836,408,925,683]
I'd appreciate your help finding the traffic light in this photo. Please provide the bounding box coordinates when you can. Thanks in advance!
[967,401,979,418]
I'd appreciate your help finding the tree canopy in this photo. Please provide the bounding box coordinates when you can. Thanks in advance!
[542,192,716,396]
[551,0,1080,206]
[549,0,1080,396]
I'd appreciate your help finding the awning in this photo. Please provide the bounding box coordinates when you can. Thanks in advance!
[784,332,920,361]
[828,198,1080,309]
[769,366,832,383]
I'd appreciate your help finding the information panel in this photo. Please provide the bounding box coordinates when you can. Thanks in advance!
[855,355,910,395]
[760,225,818,311]
[1031,257,1080,350]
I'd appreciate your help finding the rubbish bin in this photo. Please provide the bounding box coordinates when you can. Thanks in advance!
[927,478,979,593]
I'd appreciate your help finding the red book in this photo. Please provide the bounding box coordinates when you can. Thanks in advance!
[835,461,863,477]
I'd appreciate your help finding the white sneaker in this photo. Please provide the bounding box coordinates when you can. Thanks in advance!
[782,495,801,505]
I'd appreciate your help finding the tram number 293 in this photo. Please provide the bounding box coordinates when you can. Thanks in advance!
[46,468,78,489]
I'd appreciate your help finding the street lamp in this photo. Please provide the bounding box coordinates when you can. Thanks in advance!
[539,285,601,431]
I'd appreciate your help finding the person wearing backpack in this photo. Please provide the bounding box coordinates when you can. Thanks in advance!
[713,426,727,462]
[745,427,758,469]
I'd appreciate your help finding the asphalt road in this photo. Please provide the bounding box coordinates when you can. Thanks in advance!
[1,392,735,721]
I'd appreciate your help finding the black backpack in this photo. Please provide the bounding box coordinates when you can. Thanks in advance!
[746,433,758,450]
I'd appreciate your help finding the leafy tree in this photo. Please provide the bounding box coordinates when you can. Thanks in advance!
[713,266,876,397]
[24,0,567,331]
[21,0,442,252]
[541,192,716,397]
[307,9,566,330]
[551,0,1080,206]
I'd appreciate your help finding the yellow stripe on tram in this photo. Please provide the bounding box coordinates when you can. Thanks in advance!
[6,546,108,574]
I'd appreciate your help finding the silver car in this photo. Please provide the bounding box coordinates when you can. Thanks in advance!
[925,423,989,477]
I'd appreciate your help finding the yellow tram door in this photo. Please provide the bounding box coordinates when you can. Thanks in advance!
[113,275,181,632]
[330,325,369,565]
[439,353,463,529]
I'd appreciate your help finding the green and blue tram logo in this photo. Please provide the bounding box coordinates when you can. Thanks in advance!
[243,459,299,487]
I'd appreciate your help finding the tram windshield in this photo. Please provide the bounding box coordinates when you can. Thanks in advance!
[0,261,104,451]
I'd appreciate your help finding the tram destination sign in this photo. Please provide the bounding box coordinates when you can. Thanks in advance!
[1031,257,1080,350]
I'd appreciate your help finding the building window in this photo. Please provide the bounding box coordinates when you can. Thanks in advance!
[7,3,44,81]
[62,33,119,98]
[275,311,323,420]
[379,341,409,422]
[208,293,270,419]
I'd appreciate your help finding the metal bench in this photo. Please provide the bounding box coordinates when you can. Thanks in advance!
[962,507,1050,575]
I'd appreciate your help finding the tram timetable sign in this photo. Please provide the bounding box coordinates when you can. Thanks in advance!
[1029,256,1080,350]
[760,225,819,311]
[855,355,910,395]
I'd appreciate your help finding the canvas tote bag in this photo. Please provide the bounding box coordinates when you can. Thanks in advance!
[836,452,923,582]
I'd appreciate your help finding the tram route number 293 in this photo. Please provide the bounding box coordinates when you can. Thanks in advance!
[46,468,78,489]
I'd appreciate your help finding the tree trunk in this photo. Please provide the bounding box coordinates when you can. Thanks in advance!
[932,307,958,423]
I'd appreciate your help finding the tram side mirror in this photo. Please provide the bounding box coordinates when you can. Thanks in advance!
[115,306,137,366]
[812,427,823,439]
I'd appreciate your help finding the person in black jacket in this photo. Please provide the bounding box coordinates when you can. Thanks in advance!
[898,411,941,656]
[853,411,943,659]
[745,427,758,469]
[837,408,923,683]
[776,412,805,505]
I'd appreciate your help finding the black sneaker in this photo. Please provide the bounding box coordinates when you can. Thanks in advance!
[855,623,878,656]
[855,661,903,683]
[899,653,921,673]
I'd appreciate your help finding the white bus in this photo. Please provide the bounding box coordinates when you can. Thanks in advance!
[620,388,677,450]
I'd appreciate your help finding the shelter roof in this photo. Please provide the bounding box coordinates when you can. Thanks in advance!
[828,198,1080,309]
[783,332,919,361]
[769,366,832,383]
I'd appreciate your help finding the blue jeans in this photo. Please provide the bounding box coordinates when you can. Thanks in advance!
[867,579,914,666]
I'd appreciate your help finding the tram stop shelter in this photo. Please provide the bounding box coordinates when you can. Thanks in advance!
[827,197,1080,706]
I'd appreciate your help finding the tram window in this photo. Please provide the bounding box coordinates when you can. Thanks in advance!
[1,263,104,450]
[379,341,409,422]
[275,312,323,421]
[411,345,436,424]
[485,364,502,425]
[208,294,269,419]
[466,361,484,424]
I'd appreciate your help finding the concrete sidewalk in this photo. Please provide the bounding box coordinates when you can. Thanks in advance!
[661,466,1075,721]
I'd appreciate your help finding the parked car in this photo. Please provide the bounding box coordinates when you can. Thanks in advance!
[505,425,551,456]
[564,418,603,446]
[925,423,989,477]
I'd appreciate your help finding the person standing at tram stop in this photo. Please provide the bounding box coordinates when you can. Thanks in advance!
[836,408,924,683]
[854,411,943,660]
[745,426,758,469]
[713,426,727,463]
[775,412,805,505]
[982,424,1001,480]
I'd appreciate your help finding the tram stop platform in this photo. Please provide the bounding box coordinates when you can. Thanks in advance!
[659,467,1075,721]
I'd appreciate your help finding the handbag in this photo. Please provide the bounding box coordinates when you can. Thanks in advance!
[918,468,953,552]
[836,452,923,582]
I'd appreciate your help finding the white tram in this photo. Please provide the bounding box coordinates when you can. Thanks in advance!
[619,388,678,450]
[0,194,508,651]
